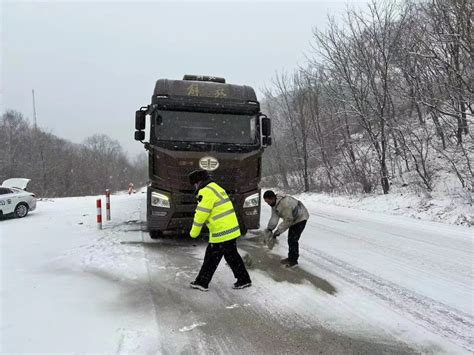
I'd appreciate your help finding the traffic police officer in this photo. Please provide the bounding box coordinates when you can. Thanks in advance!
[188,170,252,291]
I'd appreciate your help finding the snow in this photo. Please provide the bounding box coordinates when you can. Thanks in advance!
[285,185,473,226]
[0,193,160,354]
[265,163,473,227]
[1,191,472,353]
[225,303,250,309]
[179,322,207,332]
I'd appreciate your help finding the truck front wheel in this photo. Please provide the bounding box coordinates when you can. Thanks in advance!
[149,230,163,239]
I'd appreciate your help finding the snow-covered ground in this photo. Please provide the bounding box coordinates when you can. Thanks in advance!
[295,190,473,227]
[1,192,472,354]
[0,193,160,353]
[265,172,473,227]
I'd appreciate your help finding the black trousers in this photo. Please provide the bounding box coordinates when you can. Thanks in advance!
[195,238,251,287]
[288,220,307,262]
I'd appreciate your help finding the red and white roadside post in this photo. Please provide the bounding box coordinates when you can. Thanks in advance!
[105,189,111,221]
[96,198,102,230]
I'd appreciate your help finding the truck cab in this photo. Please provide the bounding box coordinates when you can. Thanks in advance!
[135,75,271,238]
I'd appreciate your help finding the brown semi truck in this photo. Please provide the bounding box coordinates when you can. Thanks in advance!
[134,75,271,238]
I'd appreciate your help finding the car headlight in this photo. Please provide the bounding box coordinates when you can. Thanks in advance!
[243,193,259,208]
[151,191,170,208]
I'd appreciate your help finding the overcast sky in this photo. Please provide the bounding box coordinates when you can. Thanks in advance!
[2,0,369,158]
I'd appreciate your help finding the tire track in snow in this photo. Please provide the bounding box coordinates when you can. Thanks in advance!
[305,214,472,291]
[300,246,474,352]
[309,210,469,253]
[307,218,470,276]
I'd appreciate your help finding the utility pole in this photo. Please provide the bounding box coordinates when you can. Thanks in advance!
[32,89,37,129]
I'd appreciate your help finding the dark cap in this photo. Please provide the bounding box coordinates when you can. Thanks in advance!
[189,170,210,185]
[263,190,276,199]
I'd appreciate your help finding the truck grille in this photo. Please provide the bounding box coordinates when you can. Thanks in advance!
[152,150,260,193]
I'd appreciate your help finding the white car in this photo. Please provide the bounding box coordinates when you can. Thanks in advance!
[0,178,37,218]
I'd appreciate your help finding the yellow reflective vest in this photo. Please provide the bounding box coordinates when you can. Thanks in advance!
[190,182,241,243]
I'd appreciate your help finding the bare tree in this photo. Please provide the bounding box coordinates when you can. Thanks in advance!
[0,111,146,197]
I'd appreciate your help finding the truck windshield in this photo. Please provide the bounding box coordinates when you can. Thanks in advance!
[154,111,257,144]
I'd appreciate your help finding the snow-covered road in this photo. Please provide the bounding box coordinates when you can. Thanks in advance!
[1,193,472,354]
[290,203,473,353]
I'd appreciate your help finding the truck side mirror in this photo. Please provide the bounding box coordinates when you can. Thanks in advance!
[263,136,272,146]
[135,110,146,130]
[135,130,145,141]
[261,116,272,146]
[262,117,271,136]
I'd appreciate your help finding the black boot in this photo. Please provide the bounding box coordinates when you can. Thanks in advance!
[233,280,252,289]
[285,260,298,268]
[190,281,209,292]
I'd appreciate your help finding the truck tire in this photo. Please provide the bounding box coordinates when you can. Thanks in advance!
[149,230,163,239]
[14,203,29,218]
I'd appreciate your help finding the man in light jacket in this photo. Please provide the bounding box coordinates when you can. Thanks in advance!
[263,190,309,267]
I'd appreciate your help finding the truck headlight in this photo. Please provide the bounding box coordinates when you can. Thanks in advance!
[243,193,259,208]
[151,191,170,208]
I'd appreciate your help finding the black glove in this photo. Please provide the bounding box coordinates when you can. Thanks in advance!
[273,230,281,238]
